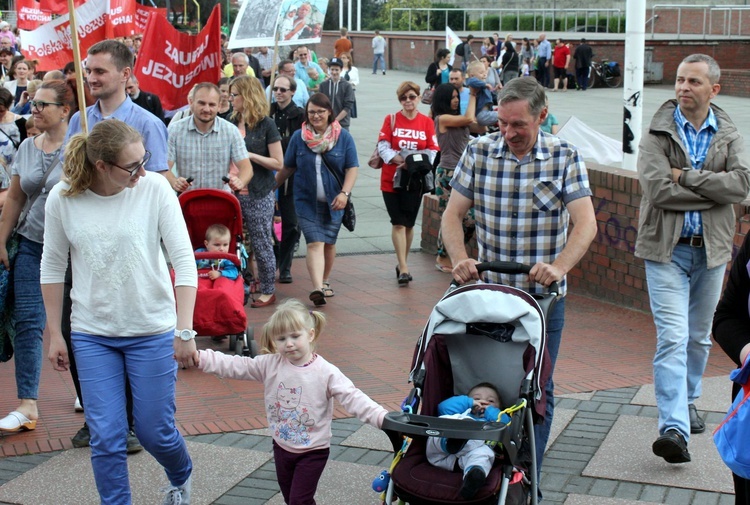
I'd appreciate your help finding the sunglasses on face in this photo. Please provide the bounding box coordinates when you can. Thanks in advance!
[273,87,290,93]
[399,94,419,102]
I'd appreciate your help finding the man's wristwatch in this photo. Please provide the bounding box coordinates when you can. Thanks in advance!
[175,329,197,342]
[341,191,351,198]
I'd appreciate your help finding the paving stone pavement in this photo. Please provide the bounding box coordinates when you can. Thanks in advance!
[0,385,739,504]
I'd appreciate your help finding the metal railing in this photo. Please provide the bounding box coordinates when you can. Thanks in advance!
[0,11,18,27]
[650,4,750,37]
[389,7,623,33]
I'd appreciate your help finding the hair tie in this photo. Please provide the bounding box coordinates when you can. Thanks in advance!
[309,310,314,315]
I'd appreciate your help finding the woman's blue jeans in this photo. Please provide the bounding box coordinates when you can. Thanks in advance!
[13,236,45,400]
[72,331,192,504]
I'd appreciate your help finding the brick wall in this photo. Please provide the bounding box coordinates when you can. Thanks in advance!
[420,165,750,310]
[720,70,750,98]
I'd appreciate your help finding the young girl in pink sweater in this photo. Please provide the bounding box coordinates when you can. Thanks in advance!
[196,298,387,504]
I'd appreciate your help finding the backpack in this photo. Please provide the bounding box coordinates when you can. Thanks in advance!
[455,42,465,58]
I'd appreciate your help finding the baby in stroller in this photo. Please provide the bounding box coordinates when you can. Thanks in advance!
[196,224,239,289]
[427,382,511,499]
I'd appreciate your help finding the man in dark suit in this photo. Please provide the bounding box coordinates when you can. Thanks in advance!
[573,38,594,91]
[126,75,165,124]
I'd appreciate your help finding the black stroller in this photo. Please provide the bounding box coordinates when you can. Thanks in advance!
[381,262,557,505]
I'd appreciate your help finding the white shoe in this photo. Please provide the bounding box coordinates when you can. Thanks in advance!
[162,474,191,505]
[74,397,83,412]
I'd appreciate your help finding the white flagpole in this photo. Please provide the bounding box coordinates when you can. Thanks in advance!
[68,0,88,133]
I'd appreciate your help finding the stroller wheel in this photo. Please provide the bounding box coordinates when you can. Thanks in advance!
[244,326,258,357]
[234,334,245,356]
[229,334,238,354]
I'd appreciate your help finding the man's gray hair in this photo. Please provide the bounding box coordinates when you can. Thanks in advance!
[231,52,250,65]
[498,77,547,117]
[681,53,721,84]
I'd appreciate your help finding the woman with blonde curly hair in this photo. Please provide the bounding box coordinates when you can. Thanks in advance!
[229,75,283,308]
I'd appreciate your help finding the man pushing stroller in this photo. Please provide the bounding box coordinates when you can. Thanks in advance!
[441,76,597,496]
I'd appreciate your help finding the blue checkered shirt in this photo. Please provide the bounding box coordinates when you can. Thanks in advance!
[674,106,717,237]
[451,131,592,296]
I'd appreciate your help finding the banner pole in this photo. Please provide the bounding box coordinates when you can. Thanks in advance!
[68,0,88,134]
[269,21,281,96]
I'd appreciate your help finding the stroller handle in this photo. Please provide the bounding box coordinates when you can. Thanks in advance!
[452,261,560,295]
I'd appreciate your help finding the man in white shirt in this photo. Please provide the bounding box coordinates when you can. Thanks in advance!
[372,30,386,75]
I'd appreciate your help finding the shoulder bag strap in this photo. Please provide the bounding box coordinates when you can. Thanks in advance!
[17,153,61,229]
[319,153,344,190]
[0,125,18,150]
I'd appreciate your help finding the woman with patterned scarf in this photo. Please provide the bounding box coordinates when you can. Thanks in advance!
[275,93,358,306]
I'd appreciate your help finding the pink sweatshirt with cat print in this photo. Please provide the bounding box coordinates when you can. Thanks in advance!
[199,349,388,453]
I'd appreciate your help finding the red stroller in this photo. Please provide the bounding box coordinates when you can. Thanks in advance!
[178,189,257,356]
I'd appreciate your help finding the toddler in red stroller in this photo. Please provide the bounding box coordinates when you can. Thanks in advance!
[177,189,257,356]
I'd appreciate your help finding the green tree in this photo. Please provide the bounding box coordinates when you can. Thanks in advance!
[379,0,432,31]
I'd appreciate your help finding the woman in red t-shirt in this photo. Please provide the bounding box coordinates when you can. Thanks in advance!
[374,81,439,286]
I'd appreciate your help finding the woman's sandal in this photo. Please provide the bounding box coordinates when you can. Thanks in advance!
[309,290,326,306]
[322,281,335,297]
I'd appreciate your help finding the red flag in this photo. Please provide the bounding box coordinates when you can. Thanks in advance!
[134,4,167,33]
[20,0,108,71]
[39,0,85,15]
[16,0,52,31]
[106,0,136,38]
[134,5,222,110]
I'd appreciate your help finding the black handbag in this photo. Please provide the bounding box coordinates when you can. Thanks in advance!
[320,154,356,232]
[394,153,434,194]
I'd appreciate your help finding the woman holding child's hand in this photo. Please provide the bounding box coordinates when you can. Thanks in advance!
[40,119,196,504]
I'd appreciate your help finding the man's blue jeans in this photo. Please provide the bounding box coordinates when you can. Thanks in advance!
[73,331,192,504]
[372,53,385,73]
[534,297,565,480]
[645,243,724,442]
[12,237,45,400]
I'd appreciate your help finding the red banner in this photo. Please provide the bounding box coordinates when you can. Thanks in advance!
[39,0,85,15]
[20,0,108,71]
[135,5,167,33]
[106,0,136,38]
[16,0,52,31]
[134,5,222,111]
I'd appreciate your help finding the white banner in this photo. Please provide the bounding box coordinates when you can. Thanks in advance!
[20,0,108,71]
[446,26,461,66]
[557,116,624,168]
[229,0,328,49]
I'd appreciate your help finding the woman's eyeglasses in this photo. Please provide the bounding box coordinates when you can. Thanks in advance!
[273,87,290,93]
[399,94,419,102]
[31,100,63,112]
[109,151,151,177]
[307,109,328,117]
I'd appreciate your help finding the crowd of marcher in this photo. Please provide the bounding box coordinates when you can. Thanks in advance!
[0,20,747,505]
